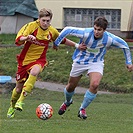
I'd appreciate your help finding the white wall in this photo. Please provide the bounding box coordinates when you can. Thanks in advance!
[35,0,133,31]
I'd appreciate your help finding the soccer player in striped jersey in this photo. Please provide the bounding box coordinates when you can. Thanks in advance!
[7,8,79,118]
[54,16,133,119]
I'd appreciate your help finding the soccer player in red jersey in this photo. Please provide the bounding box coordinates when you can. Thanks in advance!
[7,8,85,118]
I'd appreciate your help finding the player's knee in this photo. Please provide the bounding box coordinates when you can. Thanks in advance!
[30,65,41,76]
[30,71,39,76]
[91,81,99,89]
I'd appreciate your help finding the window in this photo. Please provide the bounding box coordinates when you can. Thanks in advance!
[64,8,121,30]
[105,15,111,22]
[75,14,82,21]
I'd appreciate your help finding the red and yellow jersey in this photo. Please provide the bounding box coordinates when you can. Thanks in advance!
[15,20,62,66]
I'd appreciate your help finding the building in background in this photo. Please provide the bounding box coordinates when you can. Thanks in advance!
[0,0,133,38]
[35,0,133,38]
[0,0,38,34]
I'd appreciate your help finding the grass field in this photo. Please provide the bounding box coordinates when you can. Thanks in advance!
[0,88,132,133]
[0,34,133,133]
[1,34,133,92]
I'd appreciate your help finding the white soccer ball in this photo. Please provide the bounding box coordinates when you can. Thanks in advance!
[36,103,53,120]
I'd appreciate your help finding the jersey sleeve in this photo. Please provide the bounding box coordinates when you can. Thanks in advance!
[110,34,132,65]
[15,22,36,46]
[54,26,85,46]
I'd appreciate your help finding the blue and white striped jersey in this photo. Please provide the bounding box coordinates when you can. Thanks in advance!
[54,26,132,65]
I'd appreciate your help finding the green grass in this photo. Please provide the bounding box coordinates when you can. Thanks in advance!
[0,34,133,93]
[1,88,133,133]
[0,34,16,45]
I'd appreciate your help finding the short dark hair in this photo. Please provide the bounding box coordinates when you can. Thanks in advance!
[94,16,108,30]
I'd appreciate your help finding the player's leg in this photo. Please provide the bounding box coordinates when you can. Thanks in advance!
[58,76,81,115]
[65,76,82,105]
[78,62,104,119]
[58,63,87,115]
[7,82,24,118]
[78,72,102,119]
[15,65,41,111]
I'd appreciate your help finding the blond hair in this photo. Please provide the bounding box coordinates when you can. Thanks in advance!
[39,8,53,19]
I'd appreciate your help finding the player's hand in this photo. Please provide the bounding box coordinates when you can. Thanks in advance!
[20,35,36,42]
[27,35,36,41]
[52,44,58,51]
[126,64,133,72]
[78,42,87,50]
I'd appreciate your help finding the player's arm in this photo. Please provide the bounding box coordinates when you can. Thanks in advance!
[64,38,87,50]
[111,34,132,69]
[54,26,85,46]
[19,35,36,41]
[15,23,35,46]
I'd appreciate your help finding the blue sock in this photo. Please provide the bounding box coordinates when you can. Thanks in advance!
[64,88,74,106]
[80,90,96,110]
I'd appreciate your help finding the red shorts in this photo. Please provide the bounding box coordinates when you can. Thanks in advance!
[16,61,48,82]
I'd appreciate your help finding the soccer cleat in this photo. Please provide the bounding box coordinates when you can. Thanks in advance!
[15,101,24,111]
[58,101,73,115]
[78,108,87,119]
[7,107,15,118]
